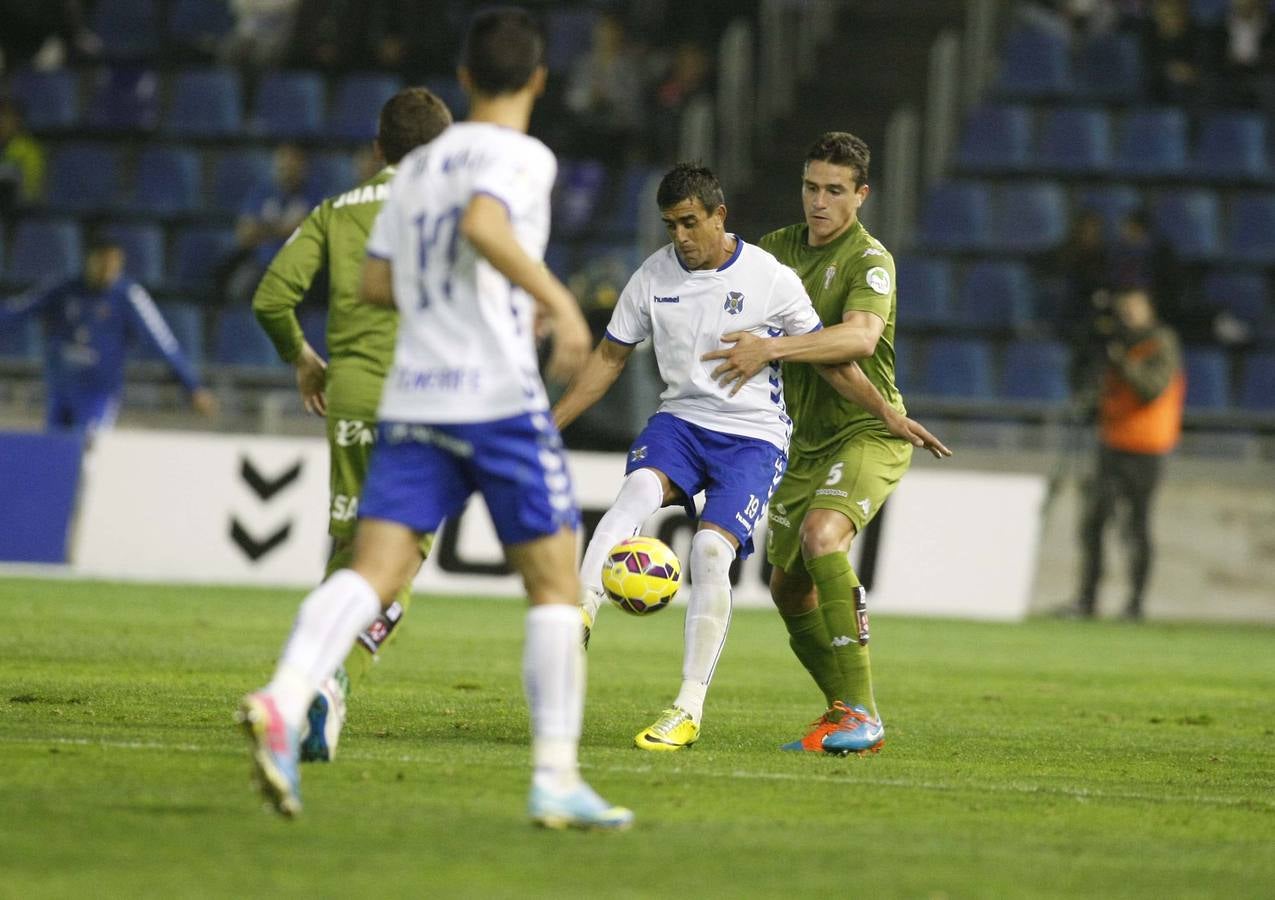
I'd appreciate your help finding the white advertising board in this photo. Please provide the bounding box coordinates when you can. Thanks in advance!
[72,431,1045,620]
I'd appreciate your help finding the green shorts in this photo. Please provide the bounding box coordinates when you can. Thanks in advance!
[766,432,912,573]
[327,414,434,556]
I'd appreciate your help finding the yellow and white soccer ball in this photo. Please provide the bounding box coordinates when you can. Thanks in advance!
[601,536,681,615]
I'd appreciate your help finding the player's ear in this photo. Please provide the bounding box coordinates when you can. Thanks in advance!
[714,204,728,227]
[856,183,870,207]
[529,65,547,98]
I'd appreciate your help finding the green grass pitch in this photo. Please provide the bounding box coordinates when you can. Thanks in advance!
[1,576,1272,898]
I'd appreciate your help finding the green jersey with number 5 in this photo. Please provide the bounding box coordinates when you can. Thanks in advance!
[759,219,906,456]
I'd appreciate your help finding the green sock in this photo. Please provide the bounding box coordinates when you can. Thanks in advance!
[780,606,842,709]
[806,552,877,719]
[323,542,413,693]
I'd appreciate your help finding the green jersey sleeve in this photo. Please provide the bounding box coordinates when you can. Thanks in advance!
[843,250,895,324]
[252,202,329,364]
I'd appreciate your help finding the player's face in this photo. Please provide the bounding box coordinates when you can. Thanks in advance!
[661,198,728,270]
[84,248,125,291]
[802,160,869,247]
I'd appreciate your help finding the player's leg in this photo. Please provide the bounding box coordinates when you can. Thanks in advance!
[477,411,632,829]
[1120,451,1162,620]
[771,563,846,752]
[577,466,670,640]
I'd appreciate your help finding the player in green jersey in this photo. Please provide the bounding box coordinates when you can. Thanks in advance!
[252,87,453,762]
[703,132,950,755]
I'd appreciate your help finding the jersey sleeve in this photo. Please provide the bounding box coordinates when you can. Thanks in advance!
[603,268,650,346]
[772,264,823,335]
[123,282,201,392]
[843,250,895,323]
[252,202,328,364]
[366,168,405,260]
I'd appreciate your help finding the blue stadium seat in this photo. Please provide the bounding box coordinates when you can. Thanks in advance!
[1202,271,1268,327]
[4,219,82,284]
[423,77,468,121]
[1036,107,1112,175]
[1114,108,1188,178]
[554,159,608,238]
[996,24,1072,98]
[1194,112,1268,182]
[133,147,201,216]
[211,149,272,213]
[918,182,992,251]
[133,301,204,365]
[1183,347,1230,409]
[545,9,599,74]
[171,225,237,294]
[1191,0,1231,23]
[84,66,160,131]
[1237,351,1275,410]
[1000,339,1070,402]
[920,337,996,398]
[1225,193,1275,265]
[45,143,122,212]
[165,69,242,137]
[308,152,356,197]
[0,319,40,360]
[953,261,1035,329]
[213,307,283,367]
[299,307,328,360]
[1075,32,1143,102]
[8,69,79,130]
[168,0,235,50]
[251,71,324,138]
[892,337,913,390]
[1152,189,1221,261]
[1074,185,1143,235]
[955,105,1032,173]
[104,223,165,286]
[329,73,403,140]
[896,256,953,327]
[992,183,1067,253]
[92,0,161,58]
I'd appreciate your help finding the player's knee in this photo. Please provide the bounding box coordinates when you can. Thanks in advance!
[691,528,735,567]
[799,515,854,560]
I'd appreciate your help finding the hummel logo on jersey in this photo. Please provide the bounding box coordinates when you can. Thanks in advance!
[654,295,680,303]
[855,498,872,516]
[724,291,744,315]
[631,445,648,461]
[831,635,854,647]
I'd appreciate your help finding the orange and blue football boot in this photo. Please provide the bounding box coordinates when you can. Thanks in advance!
[820,702,885,756]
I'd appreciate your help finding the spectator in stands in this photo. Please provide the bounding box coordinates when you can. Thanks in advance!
[0,0,99,70]
[1215,0,1275,108]
[564,13,646,166]
[1143,0,1205,105]
[288,0,367,73]
[364,0,463,80]
[220,0,300,69]
[0,97,45,212]
[1066,286,1183,621]
[224,143,321,306]
[650,41,712,162]
[0,231,217,437]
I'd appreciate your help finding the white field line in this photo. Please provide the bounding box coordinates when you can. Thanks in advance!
[2,734,1270,812]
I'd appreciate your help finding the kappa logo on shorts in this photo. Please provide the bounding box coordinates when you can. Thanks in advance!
[724,291,745,315]
[855,497,872,516]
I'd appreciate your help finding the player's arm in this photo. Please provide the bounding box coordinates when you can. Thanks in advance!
[552,337,635,431]
[459,193,591,383]
[703,309,885,390]
[816,362,951,459]
[124,283,218,417]
[0,279,59,325]
[253,206,329,416]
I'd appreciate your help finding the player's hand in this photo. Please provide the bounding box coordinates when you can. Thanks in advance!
[546,311,592,385]
[701,331,772,396]
[885,412,952,459]
[190,388,219,418]
[295,342,328,416]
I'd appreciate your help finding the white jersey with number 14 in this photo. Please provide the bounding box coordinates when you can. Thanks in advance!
[366,121,557,424]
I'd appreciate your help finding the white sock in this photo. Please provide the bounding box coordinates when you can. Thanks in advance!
[265,569,381,728]
[524,603,585,792]
[674,529,735,724]
[578,467,664,620]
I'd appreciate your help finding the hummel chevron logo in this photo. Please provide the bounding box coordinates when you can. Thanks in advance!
[831,635,854,647]
[240,457,303,500]
[230,519,292,561]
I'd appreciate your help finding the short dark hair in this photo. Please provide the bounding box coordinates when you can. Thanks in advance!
[378,87,452,164]
[461,7,545,96]
[84,222,122,254]
[805,131,871,186]
[656,162,725,214]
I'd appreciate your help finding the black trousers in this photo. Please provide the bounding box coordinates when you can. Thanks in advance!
[1078,446,1165,613]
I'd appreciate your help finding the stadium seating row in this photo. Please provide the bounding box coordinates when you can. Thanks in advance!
[919,180,1275,264]
[956,106,1273,183]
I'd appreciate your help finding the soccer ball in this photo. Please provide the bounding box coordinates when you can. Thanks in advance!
[601,536,681,615]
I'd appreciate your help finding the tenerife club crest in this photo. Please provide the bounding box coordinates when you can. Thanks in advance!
[724,291,745,315]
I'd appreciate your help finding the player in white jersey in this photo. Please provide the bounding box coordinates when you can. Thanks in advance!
[552,164,819,750]
[238,7,632,831]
